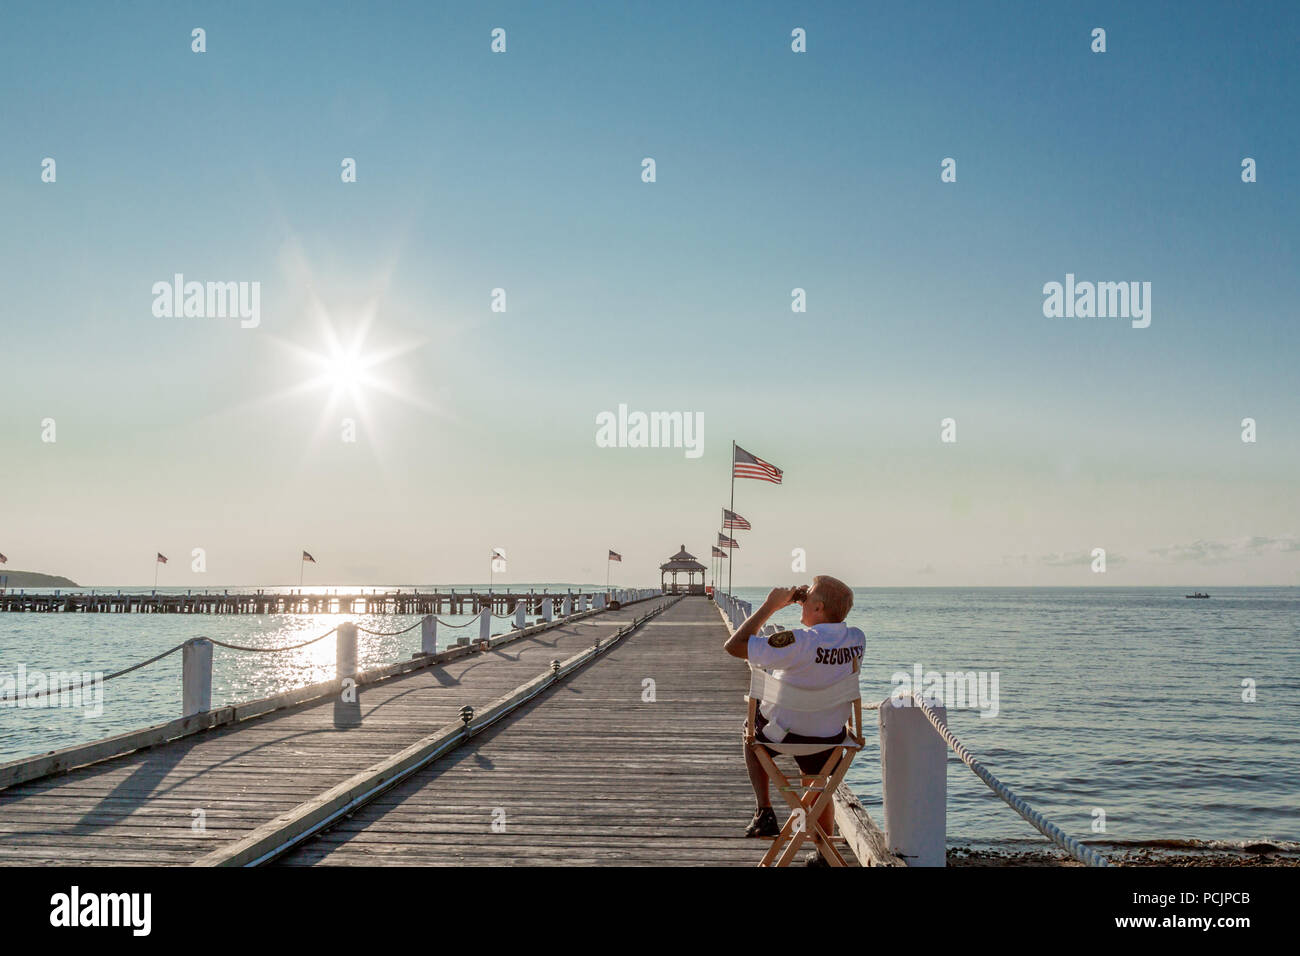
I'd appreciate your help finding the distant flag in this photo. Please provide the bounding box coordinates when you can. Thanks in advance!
[717,532,739,549]
[302,551,316,564]
[608,550,622,563]
[733,444,783,484]
[711,546,727,559]
[491,548,506,561]
[722,508,751,531]
[156,553,168,564]
[0,552,7,564]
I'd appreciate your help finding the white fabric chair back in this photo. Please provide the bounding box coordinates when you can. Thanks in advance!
[747,667,861,712]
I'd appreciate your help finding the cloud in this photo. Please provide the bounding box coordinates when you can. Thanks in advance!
[1148,536,1299,564]
[1038,550,1125,567]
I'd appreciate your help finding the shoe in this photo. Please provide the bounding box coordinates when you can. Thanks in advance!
[744,806,780,838]
[802,851,831,867]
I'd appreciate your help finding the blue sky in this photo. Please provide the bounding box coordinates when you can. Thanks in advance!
[1,1,1297,586]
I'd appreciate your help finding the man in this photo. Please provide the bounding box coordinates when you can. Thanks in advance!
[723,575,864,857]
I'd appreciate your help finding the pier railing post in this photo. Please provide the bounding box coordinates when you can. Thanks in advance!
[479,606,492,643]
[514,601,526,630]
[420,614,437,656]
[333,622,362,728]
[879,696,948,866]
[182,638,213,717]
[562,594,572,617]
[542,597,553,622]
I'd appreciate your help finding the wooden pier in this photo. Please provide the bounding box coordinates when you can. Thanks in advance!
[0,589,596,615]
[0,596,889,867]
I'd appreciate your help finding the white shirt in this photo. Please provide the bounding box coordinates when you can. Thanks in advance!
[747,621,866,737]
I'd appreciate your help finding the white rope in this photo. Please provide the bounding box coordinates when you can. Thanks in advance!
[432,615,480,629]
[355,620,423,637]
[209,627,339,652]
[2,641,189,701]
[906,694,1110,867]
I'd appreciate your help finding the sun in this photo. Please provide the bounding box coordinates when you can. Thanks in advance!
[324,347,368,394]
[221,272,449,477]
[294,319,390,404]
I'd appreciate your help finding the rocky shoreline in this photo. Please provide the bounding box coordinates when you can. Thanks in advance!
[948,844,1299,867]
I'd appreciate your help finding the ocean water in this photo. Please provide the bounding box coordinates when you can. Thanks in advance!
[2,585,1297,854]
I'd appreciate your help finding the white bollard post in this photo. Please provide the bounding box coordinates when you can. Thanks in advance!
[879,697,948,866]
[334,622,361,728]
[420,614,437,656]
[542,598,553,622]
[562,594,572,617]
[514,601,526,629]
[182,638,212,717]
[479,605,492,643]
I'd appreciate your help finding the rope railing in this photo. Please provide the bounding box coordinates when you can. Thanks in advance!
[2,641,190,702]
[900,693,1110,867]
[432,615,482,629]
[208,626,340,652]
[355,621,423,637]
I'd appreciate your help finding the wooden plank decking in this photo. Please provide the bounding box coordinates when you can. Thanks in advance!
[277,597,796,866]
[0,604,654,865]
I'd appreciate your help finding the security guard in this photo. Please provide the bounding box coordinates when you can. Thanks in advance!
[723,575,864,862]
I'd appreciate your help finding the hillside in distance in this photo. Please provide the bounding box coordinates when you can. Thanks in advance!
[0,570,79,588]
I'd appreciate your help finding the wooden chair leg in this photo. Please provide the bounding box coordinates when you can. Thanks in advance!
[802,751,856,866]
[753,746,799,866]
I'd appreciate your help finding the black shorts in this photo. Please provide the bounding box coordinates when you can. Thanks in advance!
[746,713,842,775]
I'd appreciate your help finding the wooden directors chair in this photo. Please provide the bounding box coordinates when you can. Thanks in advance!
[744,663,864,866]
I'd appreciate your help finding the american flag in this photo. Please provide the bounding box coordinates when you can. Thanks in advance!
[491,548,506,561]
[608,550,622,562]
[302,551,316,563]
[711,546,727,559]
[733,444,782,484]
[156,553,168,564]
[0,552,7,564]
[722,508,751,531]
[717,532,739,549]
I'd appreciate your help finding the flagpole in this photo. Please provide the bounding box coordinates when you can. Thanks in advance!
[728,440,736,598]
[154,558,159,590]
[299,556,304,589]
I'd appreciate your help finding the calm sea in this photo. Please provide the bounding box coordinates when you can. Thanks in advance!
[2,585,1297,854]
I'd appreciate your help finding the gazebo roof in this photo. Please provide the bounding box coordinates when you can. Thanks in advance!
[659,544,706,572]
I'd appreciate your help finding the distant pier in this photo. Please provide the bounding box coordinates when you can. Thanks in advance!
[0,589,595,615]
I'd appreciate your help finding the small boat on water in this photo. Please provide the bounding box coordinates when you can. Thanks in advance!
[1185,592,1210,599]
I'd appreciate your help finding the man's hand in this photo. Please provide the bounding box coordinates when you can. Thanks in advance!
[764,586,799,608]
